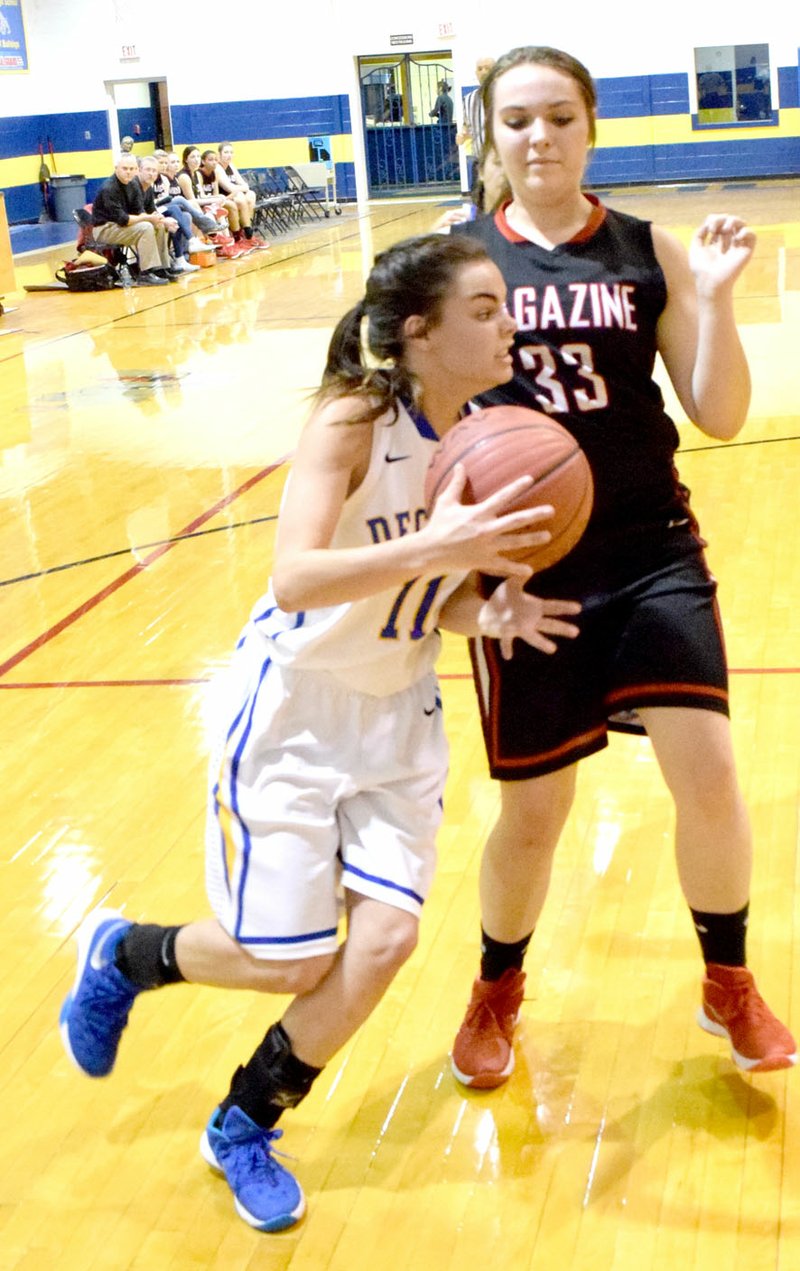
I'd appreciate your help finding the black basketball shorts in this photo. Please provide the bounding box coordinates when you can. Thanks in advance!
[469,551,729,780]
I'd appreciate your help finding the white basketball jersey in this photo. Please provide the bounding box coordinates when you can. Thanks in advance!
[246,401,467,697]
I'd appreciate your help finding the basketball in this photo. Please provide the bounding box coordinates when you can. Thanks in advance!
[424,405,594,572]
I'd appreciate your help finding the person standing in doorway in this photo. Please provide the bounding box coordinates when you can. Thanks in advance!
[430,80,454,125]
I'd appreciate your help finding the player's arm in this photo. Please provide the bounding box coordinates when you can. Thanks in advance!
[653,217,753,440]
[229,164,249,191]
[438,575,581,658]
[271,400,554,613]
[215,165,237,195]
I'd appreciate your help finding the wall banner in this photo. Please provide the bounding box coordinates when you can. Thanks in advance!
[0,0,28,72]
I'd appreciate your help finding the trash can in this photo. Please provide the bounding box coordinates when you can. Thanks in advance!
[51,175,87,222]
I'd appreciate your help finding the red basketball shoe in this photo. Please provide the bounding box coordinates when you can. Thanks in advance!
[698,963,797,1072]
[216,241,250,260]
[451,968,525,1088]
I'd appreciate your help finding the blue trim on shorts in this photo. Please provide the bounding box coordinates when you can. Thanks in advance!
[212,683,255,895]
[342,860,424,906]
[222,654,273,937]
[239,927,339,946]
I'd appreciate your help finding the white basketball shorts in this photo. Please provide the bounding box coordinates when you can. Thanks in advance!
[205,645,447,960]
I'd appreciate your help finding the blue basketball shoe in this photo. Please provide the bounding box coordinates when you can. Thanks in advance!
[200,1106,306,1231]
[59,908,139,1077]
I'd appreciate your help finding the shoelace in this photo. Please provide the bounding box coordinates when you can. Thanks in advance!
[225,1127,297,1193]
[709,980,779,1049]
[719,983,773,1028]
[465,993,519,1034]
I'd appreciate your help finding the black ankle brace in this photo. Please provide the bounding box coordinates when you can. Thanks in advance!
[219,1021,323,1128]
[114,923,186,989]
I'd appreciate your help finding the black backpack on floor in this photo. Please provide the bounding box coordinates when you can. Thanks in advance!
[55,261,119,291]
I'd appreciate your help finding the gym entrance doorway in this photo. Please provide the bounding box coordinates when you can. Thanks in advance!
[358,52,458,197]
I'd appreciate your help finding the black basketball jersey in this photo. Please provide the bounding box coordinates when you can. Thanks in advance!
[455,200,694,577]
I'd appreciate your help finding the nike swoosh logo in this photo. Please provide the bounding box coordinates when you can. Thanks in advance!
[89,923,123,969]
[385,454,411,463]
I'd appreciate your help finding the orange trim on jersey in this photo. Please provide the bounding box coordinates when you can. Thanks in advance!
[493,194,607,246]
[570,196,606,243]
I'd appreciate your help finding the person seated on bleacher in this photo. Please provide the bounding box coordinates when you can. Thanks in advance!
[198,149,259,252]
[178,147,249,259]
[215,144,269,250]
[152,151,219,253]
[91,153,176,286]
[137,156,200,275]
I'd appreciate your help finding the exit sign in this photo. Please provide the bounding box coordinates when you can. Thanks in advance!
[437,20,455,37]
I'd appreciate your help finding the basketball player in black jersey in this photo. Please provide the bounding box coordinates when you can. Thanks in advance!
[449,45,796,1085]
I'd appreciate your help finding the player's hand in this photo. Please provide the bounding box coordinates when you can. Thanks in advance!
[432,207,473,230]
[423,464,554,580]
[478,577,581,658]
[689,215,755,296]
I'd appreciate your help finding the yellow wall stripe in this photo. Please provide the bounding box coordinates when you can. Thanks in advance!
[596,107,800,149]
[1,135,355,191]
[1,114,794,192]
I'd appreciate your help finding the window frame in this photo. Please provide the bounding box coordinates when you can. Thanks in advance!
[691,42,778,131]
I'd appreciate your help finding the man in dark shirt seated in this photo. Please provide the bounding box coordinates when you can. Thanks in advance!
[91,154,178,286]
[137,155,200,274]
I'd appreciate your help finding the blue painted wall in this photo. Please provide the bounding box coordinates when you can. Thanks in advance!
[2,70,797,224]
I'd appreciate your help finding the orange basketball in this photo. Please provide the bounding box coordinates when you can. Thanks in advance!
[424,405,594,572]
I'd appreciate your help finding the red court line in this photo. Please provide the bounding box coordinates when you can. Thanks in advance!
[0,458,289,681]
[1,665,798,690]
[0,679,210,689]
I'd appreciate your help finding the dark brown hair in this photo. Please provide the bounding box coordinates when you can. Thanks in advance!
[481,45,598,156]
[320,234,490,424]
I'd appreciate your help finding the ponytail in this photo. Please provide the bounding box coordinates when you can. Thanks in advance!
[323,301,365,386]
[319,298,415,425]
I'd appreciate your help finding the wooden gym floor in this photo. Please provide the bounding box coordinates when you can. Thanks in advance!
[0,182,798,1270]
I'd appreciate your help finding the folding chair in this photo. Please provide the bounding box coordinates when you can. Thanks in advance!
[242,171,295,235]
[263,169,306,227]
[281,166,327,220]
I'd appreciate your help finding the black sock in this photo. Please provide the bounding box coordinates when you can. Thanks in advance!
[114,924,186,989]
[480,928,533,982]
[690,903,749,967]
[218,1021,322,1130]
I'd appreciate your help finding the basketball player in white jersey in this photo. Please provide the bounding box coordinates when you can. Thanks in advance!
[59,234,581,1233]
